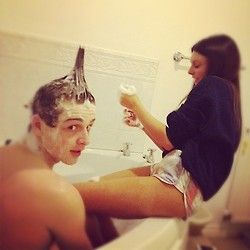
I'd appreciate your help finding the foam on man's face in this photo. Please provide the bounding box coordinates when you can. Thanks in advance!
[58,99,96,123]
[40,100,96,166]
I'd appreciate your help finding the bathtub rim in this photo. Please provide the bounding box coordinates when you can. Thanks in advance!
[97,217,188,250]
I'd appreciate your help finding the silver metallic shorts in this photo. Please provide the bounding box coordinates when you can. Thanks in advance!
[150,149,203,217]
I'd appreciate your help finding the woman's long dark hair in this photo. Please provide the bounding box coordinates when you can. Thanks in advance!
[192,34,242,148]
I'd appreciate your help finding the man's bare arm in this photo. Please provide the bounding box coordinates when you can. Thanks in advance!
[47,181,92,250]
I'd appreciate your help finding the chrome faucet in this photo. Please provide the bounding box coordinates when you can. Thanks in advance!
[121,142,132,156]
[143,148,156,164]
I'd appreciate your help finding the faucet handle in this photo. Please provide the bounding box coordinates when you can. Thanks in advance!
[121,142,132,156]
[123,142,132,148]
[143,148,156,164]
[147,148,156,153]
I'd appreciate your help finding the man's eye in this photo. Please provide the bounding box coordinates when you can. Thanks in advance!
[68,125,77,131]
[86,124,93,132]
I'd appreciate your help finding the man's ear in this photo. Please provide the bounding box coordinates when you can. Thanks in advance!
[31,114,43,136]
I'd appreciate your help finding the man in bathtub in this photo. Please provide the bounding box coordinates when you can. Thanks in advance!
[0,48,95,250]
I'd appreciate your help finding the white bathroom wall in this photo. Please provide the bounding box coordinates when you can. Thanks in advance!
[227,128,250,222]
[1,0,250,225]
[0,31,158,152]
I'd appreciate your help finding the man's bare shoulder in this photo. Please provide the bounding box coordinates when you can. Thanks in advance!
[0,143,47,177]
[2,165,82,210]
[1,142,85,235]
[34,169,83,206]
[1,153,88,249]
[15,168,80,200]
[2,167,85,230]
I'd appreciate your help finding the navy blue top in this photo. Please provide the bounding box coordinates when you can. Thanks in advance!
[164,76,240,201]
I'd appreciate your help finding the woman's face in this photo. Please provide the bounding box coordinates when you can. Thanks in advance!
[188,51,208,85]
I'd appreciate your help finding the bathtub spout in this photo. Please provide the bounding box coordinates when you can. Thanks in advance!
[121,142,132,156]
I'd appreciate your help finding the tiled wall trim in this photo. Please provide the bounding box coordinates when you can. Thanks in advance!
[0,31,159,83]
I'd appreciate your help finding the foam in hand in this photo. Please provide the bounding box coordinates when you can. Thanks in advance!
[119,84,137,95]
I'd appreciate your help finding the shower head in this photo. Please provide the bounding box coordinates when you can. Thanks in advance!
[173,52,190,62]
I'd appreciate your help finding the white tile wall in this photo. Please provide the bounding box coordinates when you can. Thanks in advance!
[0,31,159,152]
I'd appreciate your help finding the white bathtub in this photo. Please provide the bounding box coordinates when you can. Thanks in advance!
[53,148,149,183]
[53,148,188,250]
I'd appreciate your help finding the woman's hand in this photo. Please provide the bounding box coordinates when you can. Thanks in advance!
[120,91,173,151]
[123,109,143,128]
[119,93,140,111]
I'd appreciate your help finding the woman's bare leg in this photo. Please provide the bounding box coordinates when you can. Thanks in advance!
[75,166,186,247]
[100,165,151,180]
[75,175,186,219]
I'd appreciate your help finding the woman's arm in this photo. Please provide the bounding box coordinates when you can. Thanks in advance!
[120,93,174,151]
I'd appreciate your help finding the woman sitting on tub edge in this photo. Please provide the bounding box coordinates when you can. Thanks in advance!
[74,34,242,247]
